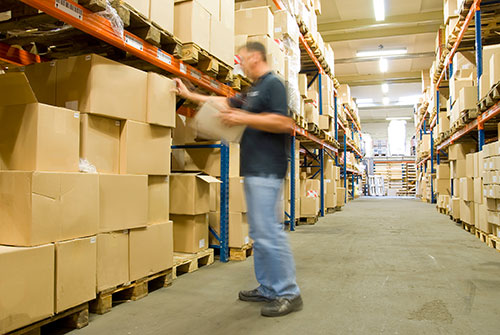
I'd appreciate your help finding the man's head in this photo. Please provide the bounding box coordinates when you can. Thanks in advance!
[238,42,269,80]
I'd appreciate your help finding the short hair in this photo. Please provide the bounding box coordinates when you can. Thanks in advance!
[243,41,267,62]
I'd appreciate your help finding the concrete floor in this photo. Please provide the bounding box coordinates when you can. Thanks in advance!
[69,198,500,335]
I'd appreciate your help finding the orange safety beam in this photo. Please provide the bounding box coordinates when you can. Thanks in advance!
[0,42,43,66]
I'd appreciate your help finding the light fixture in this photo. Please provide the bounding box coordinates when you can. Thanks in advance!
[379,58,388,72]
[386,117,411,121]
[373,0,385,21]
[356,49,407,57]
[383,97,390,105]
[356,98,374,104]
[398,95,421,105]
[381,83,389,93]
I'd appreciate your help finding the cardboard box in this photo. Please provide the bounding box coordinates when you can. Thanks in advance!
[487,210,500,225]
[466,153,475,176]
[193,102,246,143]
[148,176,170,224]
[486,198,500,211]
[436,164,450,179]
[274,9,300,43]
[298,74,308,97]
[451,159,467,178]
[235,7,274,38]
[171,214,209,253]
[174,0,211,50]
[337,187,346,206]
[337,84,351,105]
[318,115,330,130]
[300,197,319,217]
[449,143,476,160]
[325,193,337,208]
[146,72,176,128]
[490,52,500,90]
[304,102,319,125]
[0,73,80,172]
[120,121,172,175]
[22,60,57,105]
[325,179,337,195]
[480,45,500,98]
[172,142,240,177]
[460,177,474,201]
[99,174,148,233]
[452,197,460,219]
[57,54,147,122]
[458,86,478,112]
[129,221,173,281]
[473,152,480,178]
[97,231,129,292]
[460,199,475,224]
[0,172,99,247]
[150,0,174,33]
[80,114,121,173]
[444,0,458,23]
[215,177,247,212]
[209,212,250,248]
[301,179,321,197]
[125,0,149,16]
[170,173,220,215]
[210,18,234,66]
[55,237,97,313]
[474,177,483,203]
[219,0,235,29]
[436,178,451,195]
[479,204,491,233]
[0,244,54,334]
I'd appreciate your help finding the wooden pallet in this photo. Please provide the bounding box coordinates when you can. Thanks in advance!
[298,216,318,225]
[479,81,500,112]
[113,0,181,56]
[180,43,233,82]
[462,222,476,234]
[7,303,89,335]
[229,244,254,261]
[90,269,173,315]
[326,207,336,214]
[488,235,500,251]
[307,122,320,135]
[173,248,214,279]
[231,74,252,92]
[438,207,449,215]
[475,229,490,244]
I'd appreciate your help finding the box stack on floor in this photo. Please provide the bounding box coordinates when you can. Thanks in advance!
[0,54,176,333]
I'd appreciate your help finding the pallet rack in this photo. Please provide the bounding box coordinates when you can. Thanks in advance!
[1,0,363,258]
[415,0,500,204]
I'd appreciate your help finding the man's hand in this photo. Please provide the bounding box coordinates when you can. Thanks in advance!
[172,78,192,100]
[219,108,249,127]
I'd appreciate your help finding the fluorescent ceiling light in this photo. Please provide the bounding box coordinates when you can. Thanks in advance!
[379,58,388,72]
[383,97,390,105]
[386,117,411,120]
[356,49,407,57]
[373,0,385,21]
[357,98,374,104]
[381,83,389,93]
[358,103,377,108]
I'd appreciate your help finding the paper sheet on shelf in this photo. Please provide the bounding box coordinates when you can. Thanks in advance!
[193,102,246,143]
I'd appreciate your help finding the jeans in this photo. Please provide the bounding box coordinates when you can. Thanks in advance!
[244,175,301,299]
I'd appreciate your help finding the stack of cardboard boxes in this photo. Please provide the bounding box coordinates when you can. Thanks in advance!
[481,141,500,235]
[447,143,476,221]
[0,54,175,333]
[480,44,500,101]
[173,0,235,67]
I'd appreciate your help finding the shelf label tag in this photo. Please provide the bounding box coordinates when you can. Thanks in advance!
[210,79,220,89]
[125,35,143,51]
[157,49,171,65]
[55,0,83,20]
[190,68,201,80]
[180,63,187,74]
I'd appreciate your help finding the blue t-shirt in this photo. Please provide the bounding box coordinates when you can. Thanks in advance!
[229,72,290,179]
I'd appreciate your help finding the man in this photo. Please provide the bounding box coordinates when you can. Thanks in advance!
[173,41,302,317]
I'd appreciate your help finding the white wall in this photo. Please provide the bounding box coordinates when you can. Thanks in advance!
[362,121,415,155]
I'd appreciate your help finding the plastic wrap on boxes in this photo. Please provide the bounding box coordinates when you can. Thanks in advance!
[287,79,300,114]
[281,0,300,17]
[96,1,124,38]
[79,159,97,174]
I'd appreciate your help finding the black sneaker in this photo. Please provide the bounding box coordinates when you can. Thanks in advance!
[238,289,273,302]
[261,295,303,317]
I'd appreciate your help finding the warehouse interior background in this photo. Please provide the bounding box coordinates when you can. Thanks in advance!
[2,0,500,333]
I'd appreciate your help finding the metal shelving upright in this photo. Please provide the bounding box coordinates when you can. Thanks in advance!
[414,0,500,204]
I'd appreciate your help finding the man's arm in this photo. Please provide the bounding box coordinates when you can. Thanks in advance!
[220,109,293,134]
[173,78,229,107]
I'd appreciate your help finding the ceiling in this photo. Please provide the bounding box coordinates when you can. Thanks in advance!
[317,0,443,123]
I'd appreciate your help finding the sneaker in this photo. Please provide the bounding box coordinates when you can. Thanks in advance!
[261,295,303,317]
[238,289,273,302]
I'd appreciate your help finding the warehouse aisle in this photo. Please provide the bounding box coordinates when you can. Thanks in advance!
[70,198,500,334]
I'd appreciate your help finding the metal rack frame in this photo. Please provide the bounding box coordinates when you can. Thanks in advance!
[414,0,500,203]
